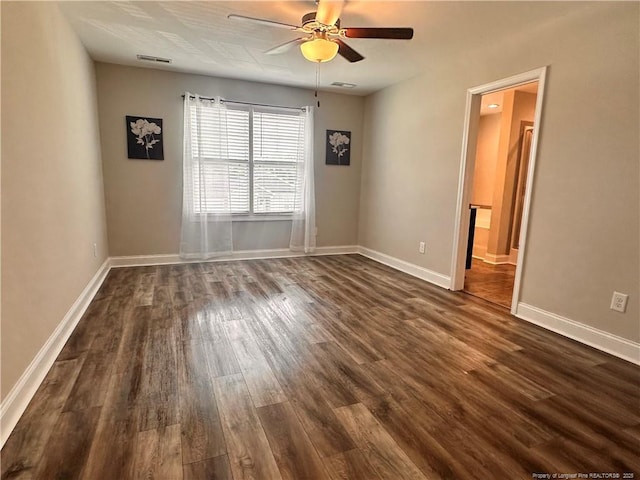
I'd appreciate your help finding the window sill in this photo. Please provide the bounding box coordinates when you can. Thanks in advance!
[232,214,293,222]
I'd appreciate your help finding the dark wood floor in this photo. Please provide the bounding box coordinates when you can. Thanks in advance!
[464,257,516,308]
[2,254,639,480]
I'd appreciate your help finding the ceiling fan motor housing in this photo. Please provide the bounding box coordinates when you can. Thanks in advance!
[302,12,340,30]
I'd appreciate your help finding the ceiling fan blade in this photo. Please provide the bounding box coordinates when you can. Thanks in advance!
[342,27,414,39]
[227,14,300,30]
[316,0,345,26]
[334,38,364,63]
[265,38,306,55]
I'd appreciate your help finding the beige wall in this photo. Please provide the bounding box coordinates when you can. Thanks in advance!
[472,225,489,259]
[1,2,109,399]
[95,64,364,256]
[359,2,639,342]
[471,113,501,207]
[471,114,501,259]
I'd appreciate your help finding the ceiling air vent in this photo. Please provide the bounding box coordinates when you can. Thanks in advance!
[136,54,172,64]
[331,82,357,89]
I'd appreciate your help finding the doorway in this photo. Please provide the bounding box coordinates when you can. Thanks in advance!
[465,83,538,307]
[450,68,547,314]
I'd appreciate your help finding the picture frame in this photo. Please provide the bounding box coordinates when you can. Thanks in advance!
[326,130,351,166]
[126,115,164,160]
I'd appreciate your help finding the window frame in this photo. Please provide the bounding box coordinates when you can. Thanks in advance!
[191,103,303,221]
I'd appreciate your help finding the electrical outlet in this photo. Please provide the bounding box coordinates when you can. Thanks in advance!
[93,243,97,258]
[610,291,628,313]
[419,241,426,254]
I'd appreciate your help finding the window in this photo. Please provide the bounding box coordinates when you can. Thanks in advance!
[190,104,305,216]
[181,94,315,257]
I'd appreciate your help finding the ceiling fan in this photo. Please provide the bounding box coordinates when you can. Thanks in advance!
[228,0,414,63]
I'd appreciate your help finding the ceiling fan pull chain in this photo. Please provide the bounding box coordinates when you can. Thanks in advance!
[315,61,320,107]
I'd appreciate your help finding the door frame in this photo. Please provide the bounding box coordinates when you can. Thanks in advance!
[449,67,548,314]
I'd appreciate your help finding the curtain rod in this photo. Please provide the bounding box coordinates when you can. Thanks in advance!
[181,94,305,112]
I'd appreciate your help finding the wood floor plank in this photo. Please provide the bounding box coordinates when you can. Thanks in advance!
[32,407,101,479]
[311,310,385,365]
[131,424,182,479]
[213,374,283,480]
[325,449,382,480]
[533,396,640,471]
[202,338,241,378]
[226,321,287,408]
[138,325,179,431]
[57,296,109,361]
[278,379,356,458]
[111,305,149,376]
[308,341,386,402]
[0,359,83,479]
[177,339,227,464]
[183,455,233,480]
[62,352,114,412]
[334,403,427,480]
[361,393,474,480]
[153,284,173,307]
[299,350,360,409]
[429,409,541,478]
[257,401,331,480]
[133,272,156,306]
[458,368,557,449]
[81,372,141,479]
[362,358,459,419]
[470,361,554,401]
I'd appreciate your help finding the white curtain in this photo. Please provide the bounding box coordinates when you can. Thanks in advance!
[180,93,233,259]
[290,106,316,253]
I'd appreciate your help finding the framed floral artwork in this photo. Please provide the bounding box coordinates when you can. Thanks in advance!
[126,116,164,160]
[326,130,351,166]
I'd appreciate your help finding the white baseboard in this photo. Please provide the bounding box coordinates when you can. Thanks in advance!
[357,246,451,289]
[483,253,511,265]
[0,258,111,448]
[110,245,359,268]
[516,303,640,365]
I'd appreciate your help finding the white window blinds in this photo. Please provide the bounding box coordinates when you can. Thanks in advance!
[190,107,250,213]
[253,110,304,214]
[189,104,305,215]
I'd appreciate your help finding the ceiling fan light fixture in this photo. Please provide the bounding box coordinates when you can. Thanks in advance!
[300,36,339,62]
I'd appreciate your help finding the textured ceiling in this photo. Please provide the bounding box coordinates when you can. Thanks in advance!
[59,1,594,95]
